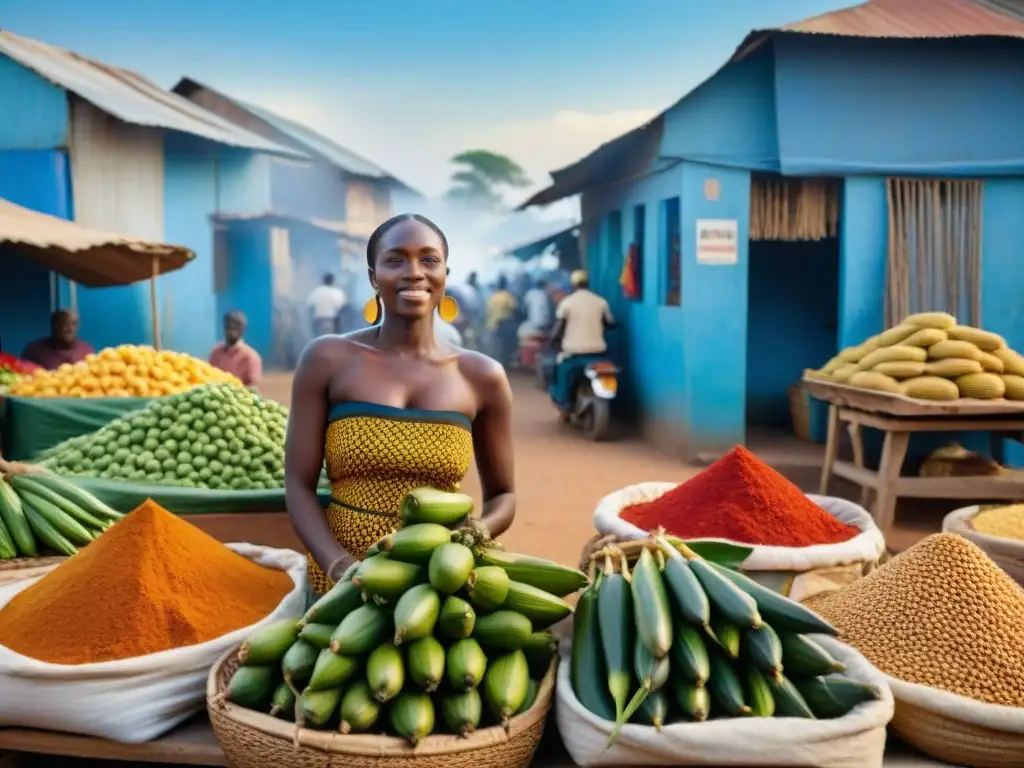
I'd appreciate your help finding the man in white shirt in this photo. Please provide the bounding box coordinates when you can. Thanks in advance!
[307,273,347,337]
[552,271,614,361]
[546,270,616,408]
[517,278,554,342]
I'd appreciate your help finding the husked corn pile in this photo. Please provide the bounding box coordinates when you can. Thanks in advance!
[807,533,1024,707]
[9,345,241,398]
[971,504,1024,542]
[806,311,1024,402]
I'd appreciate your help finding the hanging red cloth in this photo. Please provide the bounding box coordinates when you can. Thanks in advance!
[619,242,641,300]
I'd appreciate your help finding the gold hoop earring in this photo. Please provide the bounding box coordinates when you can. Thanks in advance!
[439,294,459,323]
[362,294,381,325]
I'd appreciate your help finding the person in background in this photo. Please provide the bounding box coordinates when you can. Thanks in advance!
[21,310,93,370]
[546,270,616,406]
[517,277,553,343]
[307,273,347,337]
[549,270,615,361]
[209,310,263,388]
[486,275,519,366]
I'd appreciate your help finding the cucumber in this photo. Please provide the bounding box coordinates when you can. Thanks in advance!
[21,504,77,556]
[570,578,615,720]
[0,479,38,556]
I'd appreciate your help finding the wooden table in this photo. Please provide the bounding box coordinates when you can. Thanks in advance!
[808,379,1024,535]
[0,716,951,767]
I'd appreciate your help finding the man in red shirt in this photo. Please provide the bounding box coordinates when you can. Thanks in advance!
[209,310,263,388]
[21,310,94,370]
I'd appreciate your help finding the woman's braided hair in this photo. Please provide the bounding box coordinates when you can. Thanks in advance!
[366,213,449,268]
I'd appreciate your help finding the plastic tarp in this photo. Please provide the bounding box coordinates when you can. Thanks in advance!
[1,396,154,461]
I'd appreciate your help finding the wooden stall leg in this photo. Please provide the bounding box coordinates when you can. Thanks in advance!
[990,431,1006,468]
[872,430,910,536]
[848,422,871,508]
[819,405,841,495]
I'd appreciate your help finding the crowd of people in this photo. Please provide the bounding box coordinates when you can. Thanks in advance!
[5,260,613,405]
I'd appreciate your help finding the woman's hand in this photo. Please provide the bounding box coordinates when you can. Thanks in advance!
[328,554,360,584]
[579,533,621,573]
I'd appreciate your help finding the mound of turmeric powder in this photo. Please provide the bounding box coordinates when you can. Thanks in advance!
[0,499,292,664]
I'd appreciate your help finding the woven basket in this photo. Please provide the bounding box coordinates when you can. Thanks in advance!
[207,645,556,768]
[891,698,1024,768]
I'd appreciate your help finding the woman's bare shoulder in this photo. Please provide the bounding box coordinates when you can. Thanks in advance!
[456,349,510,400]
[297,333,374,369]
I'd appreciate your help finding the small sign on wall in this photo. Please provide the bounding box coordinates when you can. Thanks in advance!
[696,219,738,265]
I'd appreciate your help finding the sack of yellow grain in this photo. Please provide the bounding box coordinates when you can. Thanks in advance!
[859,346,927,370]
[901,376,960,401]
[927,340,982,362]
[849,371,902,394]
[946,325,1007,351]
[874,324,918,347]
[831,364,859,383]
[943,505,1024,588]
[900,328,948,348]
[955,372,1006,400]
[924,358,983,377]
[902,311,957,330]
[1002,375,1024,400]
[871,361,926,379]
[977,351,1005,374]
[995,348,1024,377]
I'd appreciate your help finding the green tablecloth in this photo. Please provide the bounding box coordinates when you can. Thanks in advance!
[1,396,154,461]
[63,475,331,515]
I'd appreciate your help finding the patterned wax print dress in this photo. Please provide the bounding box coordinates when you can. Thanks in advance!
[307,401,474,597]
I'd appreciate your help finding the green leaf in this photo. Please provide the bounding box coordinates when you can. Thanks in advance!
[667,537,752,569]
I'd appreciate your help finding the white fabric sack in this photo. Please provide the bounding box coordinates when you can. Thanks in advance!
[593,485,885,602]
[557,635,894,767]
[0,543,306,744]
[943,505,1024,587]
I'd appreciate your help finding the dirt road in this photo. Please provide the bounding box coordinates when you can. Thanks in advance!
[261,372,695,569]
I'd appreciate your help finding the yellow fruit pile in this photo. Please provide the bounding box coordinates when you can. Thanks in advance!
[806,312,1024,402]
[8,345,242,398]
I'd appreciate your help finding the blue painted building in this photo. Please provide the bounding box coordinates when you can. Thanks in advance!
[522,0,1024,460]
[0,30,306,359]
[173,79,421,368]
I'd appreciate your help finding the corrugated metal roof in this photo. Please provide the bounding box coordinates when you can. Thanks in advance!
[211,211,368,242]
[517,117,665,209]
[0,30,307,158]
[174,77,418,191]
[732,0,1024,61]
[0,197,193,287]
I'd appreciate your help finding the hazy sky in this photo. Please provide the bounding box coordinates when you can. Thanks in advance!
[2,0,850,201]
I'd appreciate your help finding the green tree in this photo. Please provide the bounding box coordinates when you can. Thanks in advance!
[444,150,530,210]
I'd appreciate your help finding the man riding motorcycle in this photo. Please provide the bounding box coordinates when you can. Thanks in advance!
[544,270,616,410]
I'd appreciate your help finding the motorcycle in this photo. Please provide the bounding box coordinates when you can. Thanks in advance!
[543,353,620,441]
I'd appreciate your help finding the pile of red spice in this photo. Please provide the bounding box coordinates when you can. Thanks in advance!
[620,445,861,547]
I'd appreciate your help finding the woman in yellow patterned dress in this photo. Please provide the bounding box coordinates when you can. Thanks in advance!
[284,214,516,601]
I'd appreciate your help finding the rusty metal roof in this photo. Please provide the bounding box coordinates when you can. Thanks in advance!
[0,198,194,287]
[732,0,1024,61]
[174,77,420,193]
[0,30,307,158]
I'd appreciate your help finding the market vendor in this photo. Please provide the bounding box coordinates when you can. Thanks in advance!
[285,213,516,604]
[209,310,263,388]
[20,310,93,370]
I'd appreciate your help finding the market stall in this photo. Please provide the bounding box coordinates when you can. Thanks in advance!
[805,311,1024,536]
[0,197,196,459]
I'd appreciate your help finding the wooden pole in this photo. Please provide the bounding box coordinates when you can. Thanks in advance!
[150,254,161,351]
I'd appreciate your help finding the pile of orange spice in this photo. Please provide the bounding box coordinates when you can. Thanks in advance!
[0,499,292,664]
[620,446,861,547]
